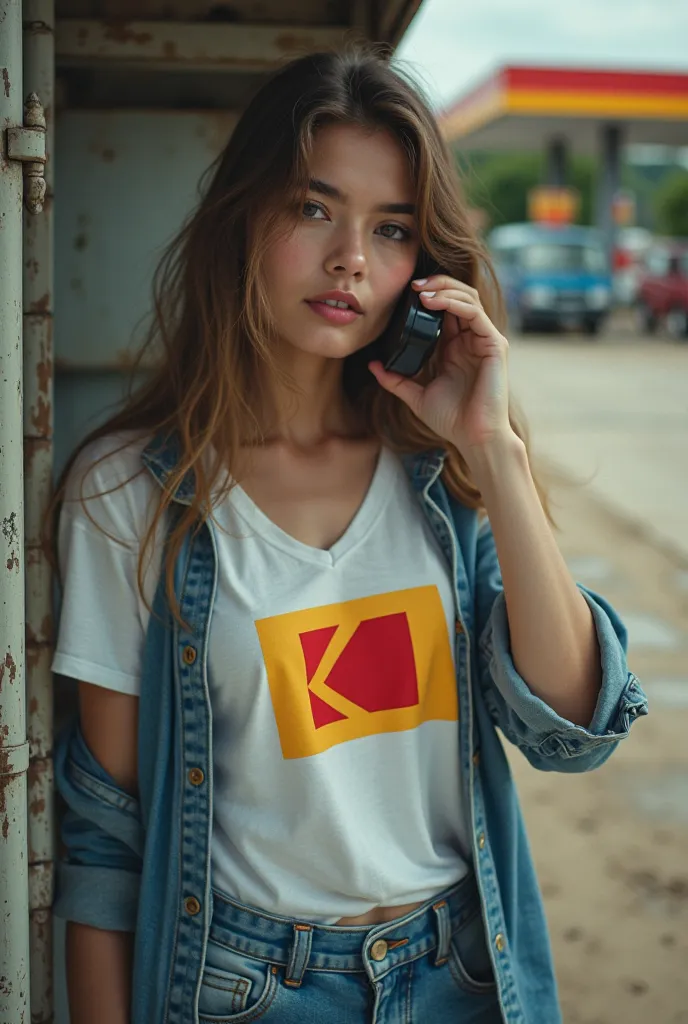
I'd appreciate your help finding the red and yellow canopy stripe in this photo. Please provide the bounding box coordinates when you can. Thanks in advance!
[441,66,688,140]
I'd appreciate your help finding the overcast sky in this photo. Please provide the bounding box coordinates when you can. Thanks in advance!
[396,0,688,111]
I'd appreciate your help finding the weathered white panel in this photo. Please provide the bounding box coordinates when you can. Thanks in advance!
[55,109,237,370]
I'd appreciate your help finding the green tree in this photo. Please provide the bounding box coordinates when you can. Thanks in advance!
[654,170,688,237]
[458,152,542,226]
[455,149,596,229]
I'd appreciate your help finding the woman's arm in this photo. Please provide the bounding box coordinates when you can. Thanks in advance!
[466,432,601,727]
[66,923,134,1024]
[370,275,605,728]
[65,683,139,1024]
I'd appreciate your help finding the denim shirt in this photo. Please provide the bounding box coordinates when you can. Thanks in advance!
[53,434,648,1024]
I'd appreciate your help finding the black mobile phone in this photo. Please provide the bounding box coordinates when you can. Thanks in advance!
[381,257,445,377]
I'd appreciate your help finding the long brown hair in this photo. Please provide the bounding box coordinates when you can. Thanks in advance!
[49,45,552,621]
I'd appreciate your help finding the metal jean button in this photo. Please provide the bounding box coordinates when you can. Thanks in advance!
[370,939,388,961]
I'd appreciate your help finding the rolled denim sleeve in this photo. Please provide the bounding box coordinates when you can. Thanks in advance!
[53,717,144,931]
[474,519,649,773]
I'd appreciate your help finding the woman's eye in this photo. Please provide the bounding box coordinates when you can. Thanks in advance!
[377,223,411,242]
[303,200,327,220]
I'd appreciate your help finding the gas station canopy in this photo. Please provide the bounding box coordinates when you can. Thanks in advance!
[440,66,688,152]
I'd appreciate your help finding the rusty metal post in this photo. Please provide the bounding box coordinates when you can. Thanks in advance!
[23,4,55,1022]
[0,0,32,1021]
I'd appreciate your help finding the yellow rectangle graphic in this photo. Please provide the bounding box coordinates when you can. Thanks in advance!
[255,586,457,759]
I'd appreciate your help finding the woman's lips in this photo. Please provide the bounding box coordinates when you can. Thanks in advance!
[305,301,362,325]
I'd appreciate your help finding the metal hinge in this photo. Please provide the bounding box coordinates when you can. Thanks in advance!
[6,92,47,214]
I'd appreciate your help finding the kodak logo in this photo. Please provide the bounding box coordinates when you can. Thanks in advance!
[255,586,457,759]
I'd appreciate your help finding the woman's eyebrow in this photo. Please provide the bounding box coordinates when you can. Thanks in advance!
[308,177,415,215]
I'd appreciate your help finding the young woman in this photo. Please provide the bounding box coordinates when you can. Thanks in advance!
[51,47,648,1024]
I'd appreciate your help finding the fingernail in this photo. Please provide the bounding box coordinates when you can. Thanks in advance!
[413,278,428,285]
[420,290,436,298]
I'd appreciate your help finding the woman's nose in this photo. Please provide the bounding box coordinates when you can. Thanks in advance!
[325,235,367,278]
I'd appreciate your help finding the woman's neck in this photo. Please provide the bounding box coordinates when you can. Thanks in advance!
[251,349,368,450]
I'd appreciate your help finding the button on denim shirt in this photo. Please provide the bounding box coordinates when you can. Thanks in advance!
[53,435,648,1024]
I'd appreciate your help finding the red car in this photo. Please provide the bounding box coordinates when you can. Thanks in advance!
[637,240,688,339]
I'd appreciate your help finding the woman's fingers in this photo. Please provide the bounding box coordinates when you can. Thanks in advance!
[412,276,482,305]
[367,360,426,417]
[418,288,481,309]
[419,293,502,342]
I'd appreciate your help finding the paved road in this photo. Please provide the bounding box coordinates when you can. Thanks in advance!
[507,328,688,563]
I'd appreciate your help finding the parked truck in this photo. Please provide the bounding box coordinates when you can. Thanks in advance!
[636,238,688,339]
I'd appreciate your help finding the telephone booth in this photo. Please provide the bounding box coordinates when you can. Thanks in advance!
[0,2,423,1019]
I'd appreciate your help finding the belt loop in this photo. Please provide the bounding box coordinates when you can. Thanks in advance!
[432,899,451,967]
[284,924,313,987]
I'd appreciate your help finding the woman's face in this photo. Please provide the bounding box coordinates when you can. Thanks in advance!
[261,123,420,363]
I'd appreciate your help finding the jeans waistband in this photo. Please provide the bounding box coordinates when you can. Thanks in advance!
[208,872,481,984]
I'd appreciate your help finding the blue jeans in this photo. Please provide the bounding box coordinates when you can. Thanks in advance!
[198,872,502,1023]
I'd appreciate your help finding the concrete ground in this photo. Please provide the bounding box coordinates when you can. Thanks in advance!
[508,314,688,563]
[507,319,688,1024]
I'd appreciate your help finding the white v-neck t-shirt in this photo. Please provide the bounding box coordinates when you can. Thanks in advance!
[53,434,471,922]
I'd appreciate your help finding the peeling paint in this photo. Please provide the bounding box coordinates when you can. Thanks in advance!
[103,22,154,45]
[2,512,19,545]
[23,442,36,476]
[275,33,325,53]
[0,751,16,811]
[36,352,52,397]
[29,797,45,817]
[28,760,48,785]
[2,815,8,839]
[1,67,9,98]
[0,652,18,689]
[6,550,20,573]
[25,614,53,647]
[30,394,51,436]
[25,646,41,673]
[20,45,57,1015]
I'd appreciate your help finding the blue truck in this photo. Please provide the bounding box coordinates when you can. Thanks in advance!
[488,223,613,335]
